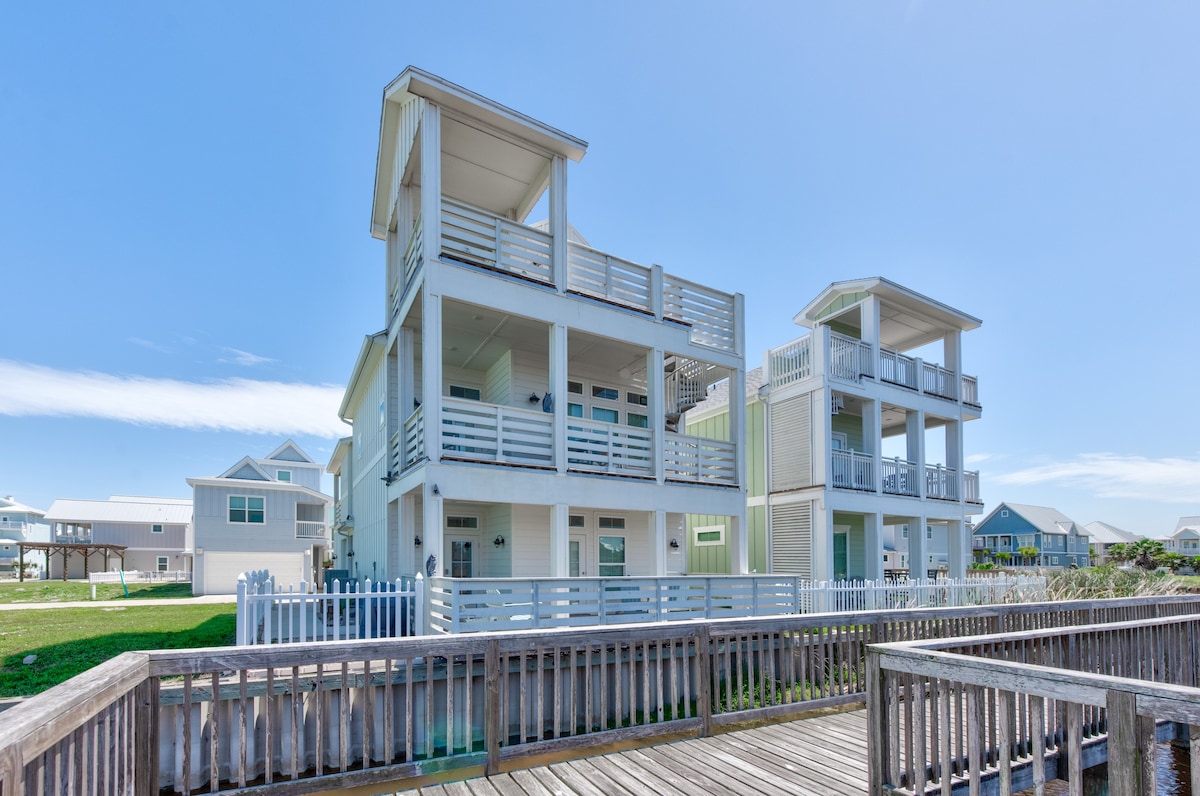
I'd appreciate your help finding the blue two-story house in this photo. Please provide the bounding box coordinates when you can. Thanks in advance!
[972,502,1091,568]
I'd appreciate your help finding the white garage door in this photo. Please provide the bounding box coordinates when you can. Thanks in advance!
[203,552,307,595]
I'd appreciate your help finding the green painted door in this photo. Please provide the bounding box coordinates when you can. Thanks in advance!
[833,532,848,581]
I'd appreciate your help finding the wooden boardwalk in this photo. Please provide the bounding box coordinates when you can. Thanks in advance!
[397,709,870,796]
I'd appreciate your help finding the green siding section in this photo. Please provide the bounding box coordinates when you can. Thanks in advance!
[686,505,766,575]
[747,401,765,497]
[814,291,869,322]
[831,413,865,451]
[833,512,867,580]
[826,319,861,338]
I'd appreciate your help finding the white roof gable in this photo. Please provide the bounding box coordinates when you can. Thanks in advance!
[1175,516,1200,534]
[0,497,46,517]
[218,457,273,481]
[264,440,314,464]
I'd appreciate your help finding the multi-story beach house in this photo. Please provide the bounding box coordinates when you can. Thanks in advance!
[1157,516,1200,557]
[686,278,983,580]
[328,68,747,603]
[972,502,1091,568]
[0,496,50,572]
[1083,520,1142,563]
[42,495,191,579]
[187,441,331,596]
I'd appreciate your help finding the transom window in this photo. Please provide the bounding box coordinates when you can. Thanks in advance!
[568,515,585,528]
[449,385,481,401]
[446,515,479,529]
[567,381,583,395]
[229,496,265,524]
[591,385,619,401]
[598,516,625,530]
[693,525,724,547]
[626,392,647,406]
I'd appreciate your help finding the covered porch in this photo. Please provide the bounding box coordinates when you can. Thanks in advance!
[814,508,968,582]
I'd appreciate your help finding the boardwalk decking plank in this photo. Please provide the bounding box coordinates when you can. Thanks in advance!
[586,753,692,796]
[691,737,838,796]
[613,749,700,794]
[648,741,774,796]
[507,768,559,796]
[523,766,582,796]
[632,745,748,796]
[736,726,866,785]
[556,758,636,796]
[464,778,506,796]
[542,762,614,796]
[706,732,860,795]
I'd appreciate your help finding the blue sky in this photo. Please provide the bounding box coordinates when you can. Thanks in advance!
[2,2,1197,539]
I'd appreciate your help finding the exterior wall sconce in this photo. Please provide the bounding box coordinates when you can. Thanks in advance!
[669,538,680,549]
[414,536,422,547]
[494,535,506,548]
[431,484,440,495]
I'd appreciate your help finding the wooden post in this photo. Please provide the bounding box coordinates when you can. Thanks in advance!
[485,640,501,776]
[1066,702,1082,796]
[1107,689,1138,796]
[697,626,712,737]
[866,649,890,792]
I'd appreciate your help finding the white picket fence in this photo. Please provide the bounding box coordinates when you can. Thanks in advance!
[235,570,426,646]
[87,570,191,584]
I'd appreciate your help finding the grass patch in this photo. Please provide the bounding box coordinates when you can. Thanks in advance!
[0,580,193,604]
[0,604,235,697]
[1043,566,1187,600]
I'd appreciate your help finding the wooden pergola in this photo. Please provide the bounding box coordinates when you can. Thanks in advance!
[18,542,127,581]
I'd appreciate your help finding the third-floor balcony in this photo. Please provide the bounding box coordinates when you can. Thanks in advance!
[768,330,980,409]
[390,198,740,355]
[830,450,981,504]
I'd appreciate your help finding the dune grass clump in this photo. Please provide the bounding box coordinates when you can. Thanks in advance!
[1041,566,1185,601]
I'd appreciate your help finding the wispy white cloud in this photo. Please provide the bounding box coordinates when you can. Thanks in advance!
[0,360,345,437]
[965,453,992,465]
[219,347,276,366]
[128,337,171,353]
[993,453,1200,504]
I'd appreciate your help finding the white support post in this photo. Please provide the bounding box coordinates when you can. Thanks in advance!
[401,491,417,575]
[423,485,443,578]
[729,364,747,491]
[812,503,832,581]
[419,103,441,287]
[947,519,966,578]
[861,294,881,377]
[730,513,748,575]
[552,324,568,473]
[652,510,668,576]
[648,348,665,484]
[549,155,568,294]
[550,503,569,577]
[946,419,963,502]
[866,398,882,494]
[944,329,963,400]
[422,293,442,463]
[910,409,926,499]
[650,265,664,320]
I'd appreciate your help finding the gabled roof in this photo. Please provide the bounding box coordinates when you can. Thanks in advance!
[326,437,352,476]
[975,502,1088,538]
[338,331,387,420]
[0,497,45,517]
[794,277,981,351]
[264,440,314,464]
[1175,516,1200,533]
[218,457,274,481]
[1083,521,1142,546]
[687,367,765,417]
[45,497,192,525]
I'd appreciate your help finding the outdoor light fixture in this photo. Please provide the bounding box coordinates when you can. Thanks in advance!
[669,538,680,549]
[494,535,506,548]
[414,536,422,547]
[432,484,440,495]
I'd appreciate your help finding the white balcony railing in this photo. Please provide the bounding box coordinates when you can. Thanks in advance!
[878,348,919,390]
[829,331,874,380]
[441,198,553,283]
[295,521,327,539]
[663,433,736,485]
[880,458,920,497]
[768,337,813,388]
[962,374,980,407]
[566,417,653,475]
[963,469,981,503]
[922,361,957,400]
[442,397,554,467]
[925,464,958,500]
[566,243,652,314]
[831,449,875,491]
[662,274,738,352]
[403,405,425,469]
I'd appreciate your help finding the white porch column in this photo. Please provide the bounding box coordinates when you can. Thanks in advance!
[421,293,442,463]
[944,329,963,401]
[729,365,747,491]
[401,492,417,575]
[549,155,568,294]
[419,103,441,281]
[947,518,966,578]
[863,512,883,581]
[648,348,665,484]
[550,503,569,577]
[908,409,926,499]
[812,503,832,581]
[861,295,881,376]
[399,327,415,461]
[865,398,882,494]
[423,485,444,578]
[730,513,748,575]
[651,510,667,576]
[551,324,569,474]
[945,420,963,502]
[811,389,830,488]
[907,514,929,579]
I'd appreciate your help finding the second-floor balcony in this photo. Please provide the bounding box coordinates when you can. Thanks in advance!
[830,450,980,504]
[768,331,980,409]
[391,199,740,354]
[295,521,328,540]
[0,519,31,540]
[389,397,738,486]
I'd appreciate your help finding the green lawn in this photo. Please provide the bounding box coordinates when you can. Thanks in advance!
[0,604,236,697]
[0,580,194,604]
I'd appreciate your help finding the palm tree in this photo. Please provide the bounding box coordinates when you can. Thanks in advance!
[1017,546,1040,567]
[1106,542,1130,565]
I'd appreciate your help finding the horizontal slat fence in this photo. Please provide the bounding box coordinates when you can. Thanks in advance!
[7,596,1199,796]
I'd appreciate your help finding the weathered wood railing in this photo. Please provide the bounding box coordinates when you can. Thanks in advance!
[867,604,1200,796]
[4,596,1200,796]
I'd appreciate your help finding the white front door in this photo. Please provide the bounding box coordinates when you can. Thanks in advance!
[569,533,589,576]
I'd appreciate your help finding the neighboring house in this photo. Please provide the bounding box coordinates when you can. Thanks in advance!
[685,277,983,581]
[327,67,746,590]
[1157,516,1200,557]
[42,496,191,579]
[187,441,331,596]
[0,496,50,570]
[972,502,1091,568]
[1083,521,1143,563]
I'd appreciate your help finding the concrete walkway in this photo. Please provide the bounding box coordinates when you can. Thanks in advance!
[0,594,237,610]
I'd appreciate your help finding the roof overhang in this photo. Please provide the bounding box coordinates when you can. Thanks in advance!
[371,66,588,239]
[794,277,982,349]
[184,478,331,505]
[326,437,352,475]
[337,331,387,421]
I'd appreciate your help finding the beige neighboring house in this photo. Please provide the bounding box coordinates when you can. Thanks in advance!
[1083,521,1142,563]
[187,441,331,596]
[42,496,191,578]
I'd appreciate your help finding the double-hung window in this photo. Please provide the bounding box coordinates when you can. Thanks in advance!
[229,496,265,524]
